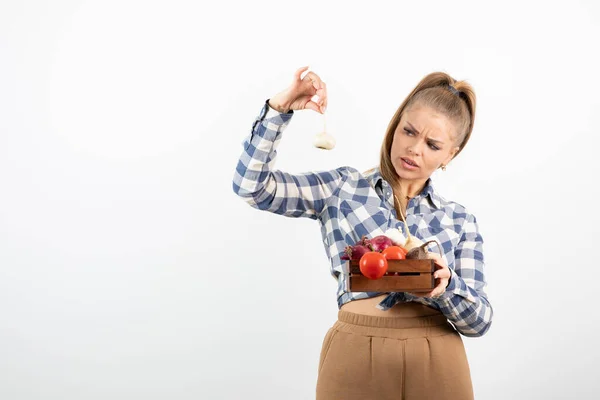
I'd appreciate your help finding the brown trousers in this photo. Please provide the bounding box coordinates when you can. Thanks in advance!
[316,304,474,400]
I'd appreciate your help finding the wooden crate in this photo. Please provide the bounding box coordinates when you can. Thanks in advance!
[348,259,435,292]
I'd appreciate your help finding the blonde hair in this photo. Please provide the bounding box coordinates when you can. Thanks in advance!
[378,72,476,189]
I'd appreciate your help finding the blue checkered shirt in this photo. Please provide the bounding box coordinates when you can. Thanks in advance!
[232,100,493,337]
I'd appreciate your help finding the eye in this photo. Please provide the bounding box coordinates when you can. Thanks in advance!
[428,142,440,151]
[403,128,415,136]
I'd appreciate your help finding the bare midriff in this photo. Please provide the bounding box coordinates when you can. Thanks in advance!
[340,294,441,318]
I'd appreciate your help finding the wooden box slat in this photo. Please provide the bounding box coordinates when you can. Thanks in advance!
[350,274,434,292]
[348,259,434,274]
[347,259,435,292]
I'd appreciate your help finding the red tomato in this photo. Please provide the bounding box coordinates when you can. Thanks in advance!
[382,246,407,260]
[359,252,388,280]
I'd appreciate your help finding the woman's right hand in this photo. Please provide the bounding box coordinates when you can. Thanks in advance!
[268,66,327,114]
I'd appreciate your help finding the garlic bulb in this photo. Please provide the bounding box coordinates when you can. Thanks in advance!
[383,228,406,247]
[313,131,336,150]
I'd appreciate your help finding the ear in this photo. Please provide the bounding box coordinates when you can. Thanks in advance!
[443,146,460,166]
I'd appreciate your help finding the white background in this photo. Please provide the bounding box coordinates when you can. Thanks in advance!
[1,0,599,399]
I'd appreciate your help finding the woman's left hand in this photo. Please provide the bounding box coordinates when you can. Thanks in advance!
[408,252,451,299]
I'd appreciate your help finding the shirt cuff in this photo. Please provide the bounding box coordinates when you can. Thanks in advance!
[435,267,478,304]
[436,267,457,301]
[247,100,294,144]
[265,99,293,119]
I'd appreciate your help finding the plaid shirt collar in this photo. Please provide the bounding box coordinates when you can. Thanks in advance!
[366,167,443,209]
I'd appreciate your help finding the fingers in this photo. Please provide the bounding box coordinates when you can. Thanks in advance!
[295,94,322,114]
[426,252,442,263]
[430,287,446,298]
[433,267,450,280]
[293,67,323,88]
[304,71,324,90]
[315,86,326,102]
[292,67,328,114]
[430,266,450,297]
[408,257,450,298]
[319,82,327,113]
[309,78,327,114]
[304,100,321,114]
[304,73,327,114]
[294,66,310,81]
[426,252,447,273]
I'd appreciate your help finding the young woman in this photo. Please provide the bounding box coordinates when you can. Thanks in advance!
[232,66,493,400]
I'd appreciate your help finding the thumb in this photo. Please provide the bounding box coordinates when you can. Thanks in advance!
[426,252,441,261]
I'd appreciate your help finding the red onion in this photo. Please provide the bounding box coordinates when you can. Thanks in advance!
[369,235,394,252]
[340,244,371,260]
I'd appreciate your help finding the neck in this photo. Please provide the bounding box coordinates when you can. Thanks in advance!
[394,177,428,200]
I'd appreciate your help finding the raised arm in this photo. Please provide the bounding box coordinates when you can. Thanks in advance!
[232,101,345,219]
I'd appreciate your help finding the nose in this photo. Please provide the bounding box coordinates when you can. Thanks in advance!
[407,143,422,156]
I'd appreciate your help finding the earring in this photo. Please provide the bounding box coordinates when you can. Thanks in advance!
[441,164,446,171]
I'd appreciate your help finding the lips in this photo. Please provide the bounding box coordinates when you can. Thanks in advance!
[401,157,419,167]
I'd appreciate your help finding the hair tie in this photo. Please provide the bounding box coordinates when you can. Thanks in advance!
[448,84,460,96]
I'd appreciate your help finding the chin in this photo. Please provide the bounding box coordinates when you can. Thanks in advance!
[392,162,407,174]
[393,164,426,182]
[392,164,409,180]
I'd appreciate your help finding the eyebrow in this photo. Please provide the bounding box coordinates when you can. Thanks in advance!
[406,122,444,144]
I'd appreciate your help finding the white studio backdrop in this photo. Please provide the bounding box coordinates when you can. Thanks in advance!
[1,0,599,399]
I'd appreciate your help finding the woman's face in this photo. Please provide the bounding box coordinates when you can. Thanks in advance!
[390,105,460,181]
